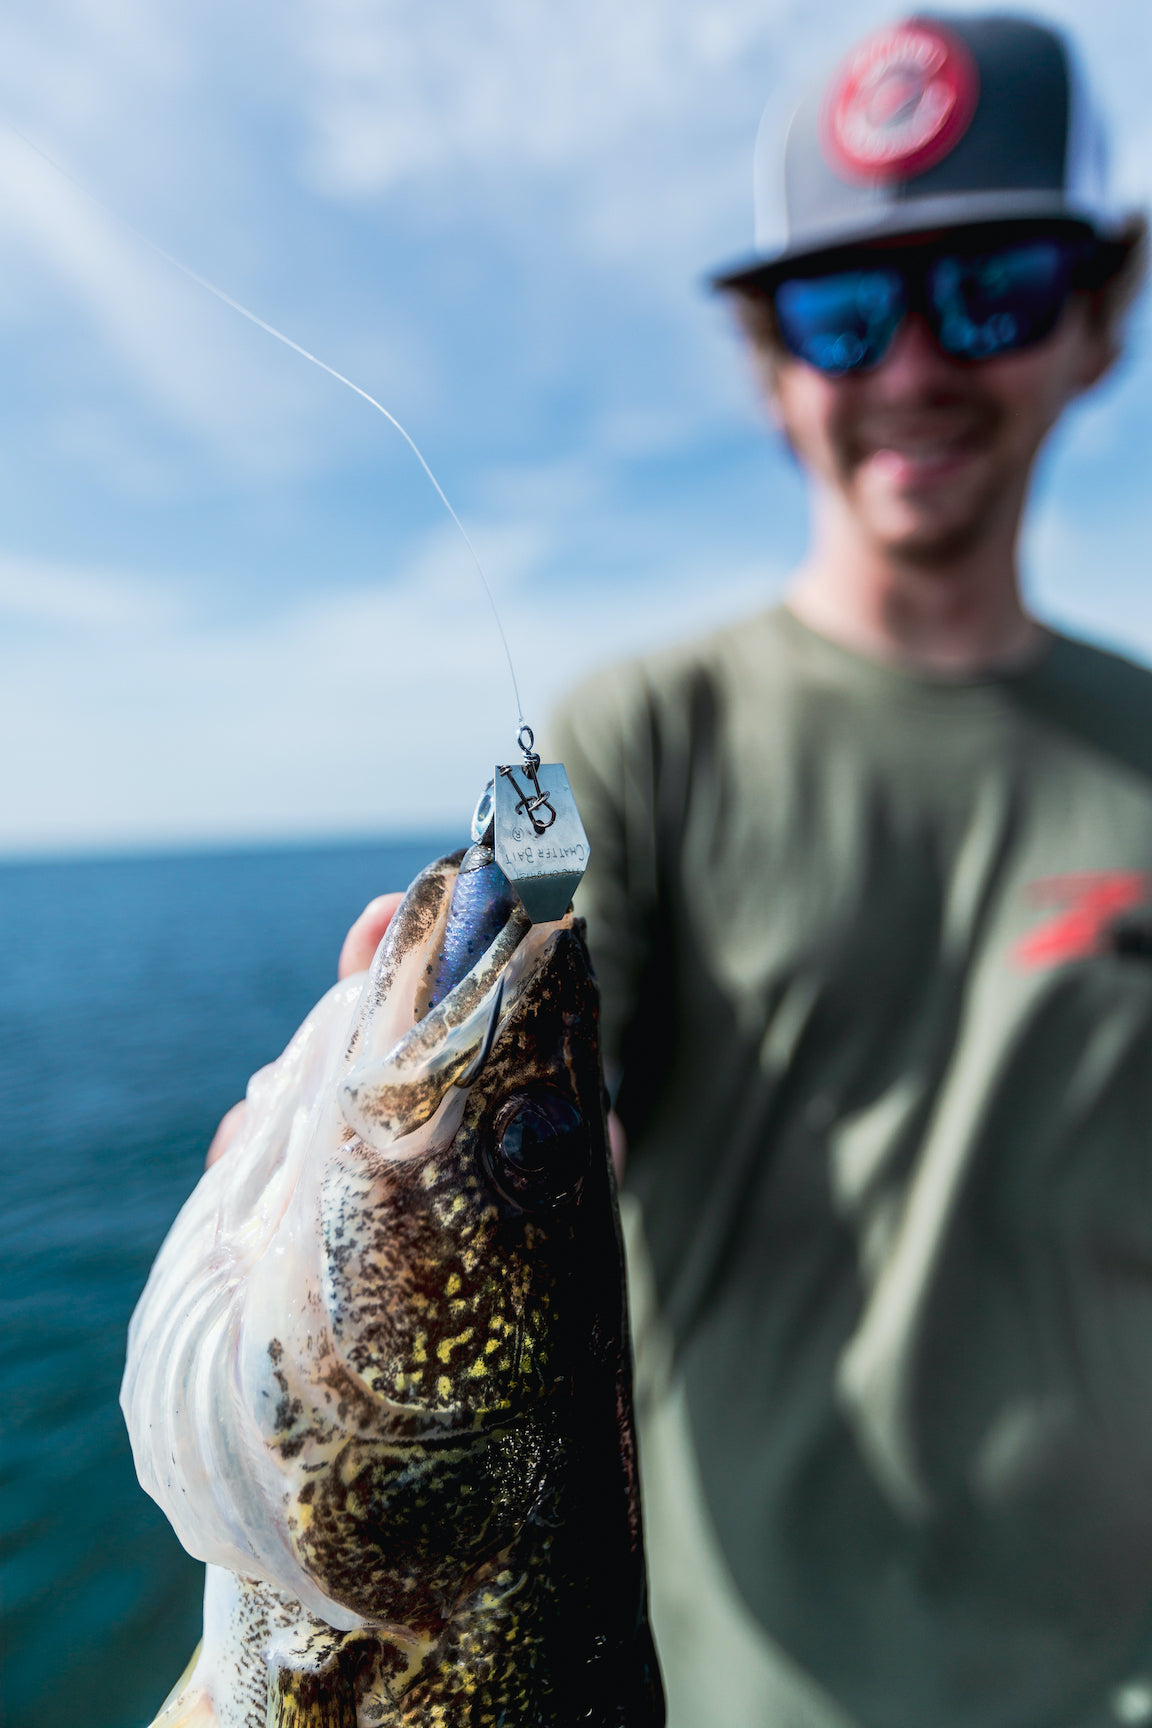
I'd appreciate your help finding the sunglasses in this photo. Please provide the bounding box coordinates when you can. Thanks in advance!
[768,234,1096,376]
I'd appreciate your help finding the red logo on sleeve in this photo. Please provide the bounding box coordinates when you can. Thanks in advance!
[1013,872,1152,970]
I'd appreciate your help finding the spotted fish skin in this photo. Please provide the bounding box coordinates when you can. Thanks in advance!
[123,854,663,1728]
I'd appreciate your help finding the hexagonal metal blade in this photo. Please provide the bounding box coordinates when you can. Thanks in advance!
[492,762,590,924]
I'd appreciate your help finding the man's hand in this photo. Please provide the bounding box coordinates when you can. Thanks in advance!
[336,892,404,981]
[205,891,405,1169]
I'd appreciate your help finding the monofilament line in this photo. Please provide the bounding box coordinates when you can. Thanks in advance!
[148,260,528,734]
[3,118,528,733]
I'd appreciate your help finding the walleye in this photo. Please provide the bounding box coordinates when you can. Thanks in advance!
[121,843,664,1728]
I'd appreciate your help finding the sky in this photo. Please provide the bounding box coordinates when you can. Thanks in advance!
[0,0,1150,856]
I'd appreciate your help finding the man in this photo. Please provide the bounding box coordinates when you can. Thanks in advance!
[220,11,1148,1723]
[544,13,1152,1728]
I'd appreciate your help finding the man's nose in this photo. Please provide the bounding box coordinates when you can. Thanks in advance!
[875,311,963,388]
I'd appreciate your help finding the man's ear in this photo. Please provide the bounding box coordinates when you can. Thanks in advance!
[1077,331,1117,395]
[1074,294,1121,392]
[756,348,785,425]
[757,350,802,461]
[1077,214,1148,393]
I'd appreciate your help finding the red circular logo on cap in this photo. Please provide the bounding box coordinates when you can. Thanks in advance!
[824,21,979,181]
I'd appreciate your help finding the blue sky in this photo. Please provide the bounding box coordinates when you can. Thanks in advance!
[1,0,1150,855]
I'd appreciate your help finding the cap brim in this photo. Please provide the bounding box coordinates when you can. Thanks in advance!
[710,191,1135,292]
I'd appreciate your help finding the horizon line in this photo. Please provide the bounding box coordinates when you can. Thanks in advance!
[0,824,463,871]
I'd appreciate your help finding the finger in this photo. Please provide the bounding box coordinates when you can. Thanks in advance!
[206,1100,247,1169]
[338,891,404,980]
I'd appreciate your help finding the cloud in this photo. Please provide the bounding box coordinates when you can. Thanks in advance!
[290,0,1152,214]
[291,0,783,190]
[0,551,180,632]
[0,2,428,482]
[0,516,786,855]
[287,0,843,303]
[0,129,330,475]
[1,0,1147,483]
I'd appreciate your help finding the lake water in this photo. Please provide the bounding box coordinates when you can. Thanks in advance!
[0,836,453,1728]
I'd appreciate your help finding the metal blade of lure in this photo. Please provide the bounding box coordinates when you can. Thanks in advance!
[478,725,590,925]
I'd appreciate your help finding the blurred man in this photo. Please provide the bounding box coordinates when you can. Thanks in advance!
[548,14,1152,1728]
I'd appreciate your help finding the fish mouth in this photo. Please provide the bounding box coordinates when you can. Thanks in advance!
[336,849,570,1152]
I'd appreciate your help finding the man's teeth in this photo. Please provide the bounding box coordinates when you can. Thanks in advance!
[880,441,964,461]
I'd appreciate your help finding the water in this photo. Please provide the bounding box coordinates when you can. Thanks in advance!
[0,836,453,1728]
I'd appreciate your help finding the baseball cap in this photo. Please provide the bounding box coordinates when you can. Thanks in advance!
[712,12,1134,290]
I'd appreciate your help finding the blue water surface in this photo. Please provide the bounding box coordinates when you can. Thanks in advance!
[0,836,452,1728]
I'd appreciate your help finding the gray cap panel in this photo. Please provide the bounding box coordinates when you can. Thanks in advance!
[784,15,1070,251]
[783,93,889,253]
[714,9,1126,287]
[901,16,1068,200]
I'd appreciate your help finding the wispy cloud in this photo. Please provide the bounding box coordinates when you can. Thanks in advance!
[0,520,786,854]
[292,0,795,189]
[0,130,329,473]
[0,551,180,632]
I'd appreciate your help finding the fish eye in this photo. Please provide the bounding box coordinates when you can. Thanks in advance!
[483,1088,587,1211]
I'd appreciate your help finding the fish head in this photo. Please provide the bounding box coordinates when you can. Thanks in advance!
[323,856,612,1437]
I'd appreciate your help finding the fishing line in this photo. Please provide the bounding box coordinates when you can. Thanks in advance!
[2,118,528,732]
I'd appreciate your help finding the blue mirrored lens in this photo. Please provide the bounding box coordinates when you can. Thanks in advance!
[928,241,1072,360]
[774,269,907,375]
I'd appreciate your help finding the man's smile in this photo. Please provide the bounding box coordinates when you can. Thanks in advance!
[838,399,1003,503]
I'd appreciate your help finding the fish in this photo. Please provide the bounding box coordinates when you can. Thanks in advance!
[120,841,665,1728]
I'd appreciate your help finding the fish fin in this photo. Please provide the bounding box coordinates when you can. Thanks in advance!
[267,1656,359,1728]
[147,1642,218,1728]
